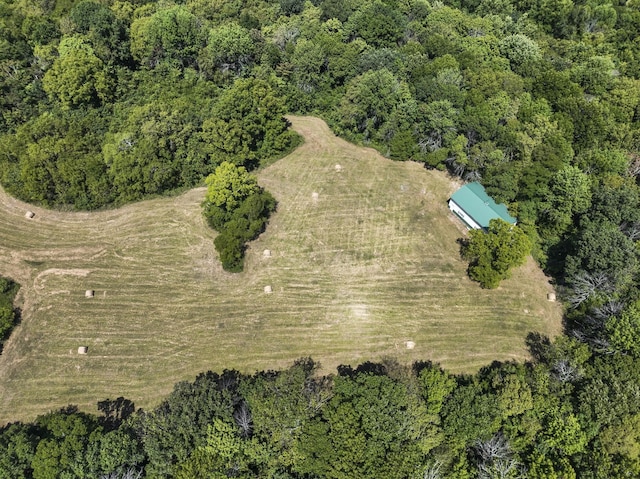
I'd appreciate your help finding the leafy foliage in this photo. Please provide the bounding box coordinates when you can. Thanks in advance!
[103,98,209,204]
[296,369,427,478]
[4,349,639,478]
[31,407,102,479]
[138,370,241,478]
[0,276,19,348]
[606,302,640,356]
[202,162,276,271]
[461,220,531,288]
[336,69,416,144]
[201,78,294,170]
[200,22,254,78]
[130,6,204,69]
[42,35,111,108]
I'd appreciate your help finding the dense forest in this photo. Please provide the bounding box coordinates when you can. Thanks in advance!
[2,351,640,478]
[1,0,640,475]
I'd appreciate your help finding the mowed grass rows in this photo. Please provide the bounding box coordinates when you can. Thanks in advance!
[0,116,562,424]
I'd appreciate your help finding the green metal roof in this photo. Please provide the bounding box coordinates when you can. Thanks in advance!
[450,182,516,229]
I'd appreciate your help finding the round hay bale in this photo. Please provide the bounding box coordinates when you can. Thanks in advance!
[311,192,319,201]
[263,249,271,258]
[335,164,342,172]
[85,290,94,298]
[547,292,556,302]
[78,346,88,355]
[405,341,415,350]
[25,211,35,219]
[264,285,273,294]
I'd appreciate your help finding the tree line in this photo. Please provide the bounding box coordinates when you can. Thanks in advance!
[2,347,640,478]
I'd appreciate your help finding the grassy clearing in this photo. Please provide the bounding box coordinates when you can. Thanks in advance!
[0,116,562,424]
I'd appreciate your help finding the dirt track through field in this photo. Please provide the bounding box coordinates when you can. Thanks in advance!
[0,116,562,424]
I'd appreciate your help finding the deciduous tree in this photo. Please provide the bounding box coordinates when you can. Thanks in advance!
[540,165,592,234]
[202,162,276,271]
[42,36,111,108]
[31,407,103,479]
[606,302,640,356]
[337,69,415,143]
[295,370,425,478]
[200,78,292,169]
[130,6,204,69]
[203,162,259,213]
[564,218,638,297]
[461,219,531,289]
[346,0,405,48]
[200,22,254,78]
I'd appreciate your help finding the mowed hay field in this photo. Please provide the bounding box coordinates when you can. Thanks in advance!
[0,116,562,424]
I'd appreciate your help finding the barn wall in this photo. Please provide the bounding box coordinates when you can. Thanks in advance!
[448,200,482,230]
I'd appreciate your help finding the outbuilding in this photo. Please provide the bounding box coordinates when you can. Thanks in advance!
[449,182,516,230]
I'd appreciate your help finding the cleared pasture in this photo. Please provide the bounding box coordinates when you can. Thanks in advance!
[0,116,562,424]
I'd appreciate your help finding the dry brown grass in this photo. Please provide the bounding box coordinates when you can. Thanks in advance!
[0,116,562,424]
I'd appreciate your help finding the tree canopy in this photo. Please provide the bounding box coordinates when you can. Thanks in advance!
[461,219,531,288]
[202,162,276,272]
[2,352,640,478]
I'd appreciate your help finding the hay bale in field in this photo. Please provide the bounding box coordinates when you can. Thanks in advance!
[85,290,94,298]
[547,292,556,302]
[335,164,342,172]
[264,285,273,294]
[78,346,88,354]
[312,192,319,201]
[405,341,415,349]
[25,211,35,219]
[263,249,271,258]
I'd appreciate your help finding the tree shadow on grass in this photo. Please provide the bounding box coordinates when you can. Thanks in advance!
[525,331,552,363]
[97,397,136,431]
